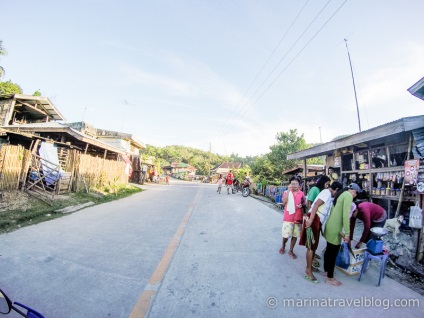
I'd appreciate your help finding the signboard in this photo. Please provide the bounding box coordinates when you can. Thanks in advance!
[417,159,424,193]
[333,156,340,168]
[405,159,420,186]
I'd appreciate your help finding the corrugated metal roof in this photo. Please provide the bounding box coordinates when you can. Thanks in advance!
[408,77,424,101]
[12,94,66,121]
[412,128,424,158]
[287,115,424,160]
[2,122,125,154]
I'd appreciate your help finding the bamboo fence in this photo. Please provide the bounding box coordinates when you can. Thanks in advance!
[0,145,31,191]
[0,145,128,194]
[72,154,128,192]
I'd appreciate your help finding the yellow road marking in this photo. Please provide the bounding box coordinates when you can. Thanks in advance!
[129,189,200,318]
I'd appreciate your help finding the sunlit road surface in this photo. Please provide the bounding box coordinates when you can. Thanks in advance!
[1,180,423,317]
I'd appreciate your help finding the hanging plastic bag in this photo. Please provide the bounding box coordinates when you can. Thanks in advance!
[335,242,350,270]
[409,203,423,229]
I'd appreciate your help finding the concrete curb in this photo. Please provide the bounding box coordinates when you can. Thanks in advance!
[54,201,95,214]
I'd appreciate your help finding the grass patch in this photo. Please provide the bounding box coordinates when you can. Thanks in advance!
[0,184,142,234]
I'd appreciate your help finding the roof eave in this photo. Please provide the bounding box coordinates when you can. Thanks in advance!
[3,124,125,154]
[287,116,424,160]
[408,77,424,101]
[13,94,66,121]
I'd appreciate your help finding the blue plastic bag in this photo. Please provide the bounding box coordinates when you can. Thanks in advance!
[335,242,350,270]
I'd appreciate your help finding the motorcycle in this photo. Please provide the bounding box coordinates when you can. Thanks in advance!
[242,179,251,197]
[0,289,44,318]
[232,178,241,194]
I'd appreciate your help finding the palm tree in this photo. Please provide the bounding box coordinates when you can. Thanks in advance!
[0,40,7,79]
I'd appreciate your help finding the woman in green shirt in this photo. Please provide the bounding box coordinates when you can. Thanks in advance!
[323,183,362,286]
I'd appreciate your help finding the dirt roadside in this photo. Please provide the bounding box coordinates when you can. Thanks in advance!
[0,187,141,234]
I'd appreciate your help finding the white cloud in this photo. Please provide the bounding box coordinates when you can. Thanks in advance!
[119,52,243,107]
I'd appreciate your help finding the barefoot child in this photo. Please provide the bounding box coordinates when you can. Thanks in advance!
[217,174,223,194]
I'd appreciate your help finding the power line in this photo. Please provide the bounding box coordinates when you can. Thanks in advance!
[220,0,335,137]
[218,0,311,137]
[234,0,349,124]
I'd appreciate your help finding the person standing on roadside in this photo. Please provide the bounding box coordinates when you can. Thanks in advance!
[141,164,147,184]
[226,170,234,194]
[298,176,330,280]
[217,174,223,194]
[323,183,362,286]
[279,177,306,259]
[299,181,343,284]
[306,176,331,210]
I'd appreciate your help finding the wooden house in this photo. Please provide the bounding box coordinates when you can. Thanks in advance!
[0,94,65,126]
[162,162,197,179]
[0,94,141,197]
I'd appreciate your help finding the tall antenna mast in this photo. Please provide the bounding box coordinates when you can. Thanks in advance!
[344,39,361,132]
[121,99,128,132]
[209,142,211,177]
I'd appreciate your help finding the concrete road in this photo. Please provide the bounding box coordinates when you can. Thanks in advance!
[1,181,423,318]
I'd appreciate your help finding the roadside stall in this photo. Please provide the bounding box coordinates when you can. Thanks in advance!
[287,116,424,267]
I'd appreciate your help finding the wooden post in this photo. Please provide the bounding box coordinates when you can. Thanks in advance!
[417,194,424,261]
[4,98,16,125]
[103,150,107,159]
[84,144,89,154]
[395,133,412,218]
[31,139,40,155]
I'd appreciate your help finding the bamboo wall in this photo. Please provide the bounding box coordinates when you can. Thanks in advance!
[0,145,128,193]
[72,154,128,192]
[0,145,31,190]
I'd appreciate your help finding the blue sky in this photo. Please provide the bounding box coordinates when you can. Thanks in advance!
[1,0,424,157]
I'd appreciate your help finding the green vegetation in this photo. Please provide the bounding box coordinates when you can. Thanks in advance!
[0,185,142,234]
[142,130,324,184]
[251,129,324,183]
[0,80,22,94]
[141,144,257,176]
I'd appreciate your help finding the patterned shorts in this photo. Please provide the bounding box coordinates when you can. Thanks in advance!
[282,222,301,239]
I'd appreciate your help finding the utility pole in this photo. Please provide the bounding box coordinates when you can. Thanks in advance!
[208,142,211,177]
[82,106,87,122]
[318,127,322,144]
[344,39,361,132]
[121,99,128,132]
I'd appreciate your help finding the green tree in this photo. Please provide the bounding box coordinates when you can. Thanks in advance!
[251,155,275,183]
[33,90,41,96]
[235,164,251,181]
[307,156,325,165]
[267,129,308,182]
[0,80,22,94]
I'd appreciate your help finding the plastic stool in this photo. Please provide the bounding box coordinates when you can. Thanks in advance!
[358,251,389,287]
